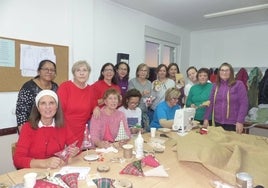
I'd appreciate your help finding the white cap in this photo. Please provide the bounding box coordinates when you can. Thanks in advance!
[35,90,58,106]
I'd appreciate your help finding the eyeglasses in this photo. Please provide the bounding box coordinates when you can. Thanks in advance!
[220,69,230,73]
[40,68,56,73]
[171,98,179,101]
[103,69,114,72]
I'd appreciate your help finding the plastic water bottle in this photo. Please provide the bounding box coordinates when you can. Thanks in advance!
[135,131,144,159]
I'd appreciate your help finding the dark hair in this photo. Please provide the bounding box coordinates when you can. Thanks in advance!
[122,89,142,108]
[35,59,56,79]
[115,62,130,80]
[29,100,64,129]
[98,62,117,85]
[216,62,236,87]
[156,64,168,75]
[186,66,198,77]
[197,68,210,80]
[167,63,180,77]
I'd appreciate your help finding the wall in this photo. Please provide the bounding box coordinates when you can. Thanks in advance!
[0,0,189,173]
[189,24,268,69]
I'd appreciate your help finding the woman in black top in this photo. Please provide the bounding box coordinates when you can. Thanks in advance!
[16,59,58,133]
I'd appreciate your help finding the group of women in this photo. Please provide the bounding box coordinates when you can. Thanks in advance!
[13,59,249,170]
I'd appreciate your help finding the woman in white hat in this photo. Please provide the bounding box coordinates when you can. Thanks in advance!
[13,90,79,169]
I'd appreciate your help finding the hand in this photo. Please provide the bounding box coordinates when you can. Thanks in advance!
[67,146,80,158]
[46,157,64,169]
[97,99,104,106]
[203,119,209,127]
[93,106,101,119]
[236,122,244,134]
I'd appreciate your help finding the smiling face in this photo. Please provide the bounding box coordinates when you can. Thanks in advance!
[102,65,115,82]
[198,72,209,85]
[117,63,128,79]
[38,61,56,82]
[73,64,90,85]
[168,65,178,78]
[37,95,57,120]
[127,96,140,110]
[104,93,119,110]
[187,68,197,83]
[157,66,168,80]
[219,65,231,81]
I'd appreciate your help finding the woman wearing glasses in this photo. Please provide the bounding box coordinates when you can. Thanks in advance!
[13,90,79,169]
[91,63,121,107]
[203,62,248,133]
[16,59,58,133]
[150,87,181,129]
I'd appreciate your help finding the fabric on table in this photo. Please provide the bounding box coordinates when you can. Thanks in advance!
[144,165,169,177]
[174,126,268,186]
[61,173,79,188]
[34,179,63,188]
[120,160,144,176]
[93,178,114,188]
[141,155,160,167]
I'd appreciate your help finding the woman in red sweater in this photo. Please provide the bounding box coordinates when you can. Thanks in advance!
[13,90,79,169]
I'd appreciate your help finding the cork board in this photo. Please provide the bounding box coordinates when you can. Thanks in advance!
[0,36,69,91]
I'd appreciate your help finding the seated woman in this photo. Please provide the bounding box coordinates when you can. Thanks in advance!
[13,90,79,169]
[118,88,142,134]
[150,87,181,129]
[90,88,131,148]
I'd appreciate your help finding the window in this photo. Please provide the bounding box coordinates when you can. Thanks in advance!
[144,26,180,68]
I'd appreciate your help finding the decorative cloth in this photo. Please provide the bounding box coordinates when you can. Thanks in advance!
[120,160,144,176]
[115,121,130,141]
[141,155,160,167]
[93,178,114,188]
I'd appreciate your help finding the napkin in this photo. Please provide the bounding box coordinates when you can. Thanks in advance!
[95,146,118,153]
[120,160,144,176]
[54,140,78,162]
[61,173,79,188]
[141,155,160,167]
[93,178,114,188]
[144,165,169,177]
[34,179,63,188]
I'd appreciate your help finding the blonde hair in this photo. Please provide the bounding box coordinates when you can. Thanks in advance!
[165,87,181,101]
[71,60,91,75]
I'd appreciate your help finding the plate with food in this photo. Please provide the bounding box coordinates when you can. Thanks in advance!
[158,128,171,133]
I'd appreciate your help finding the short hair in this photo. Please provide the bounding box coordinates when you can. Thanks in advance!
[122,89,142,108]
[103,88,121,102]
[197,68,210,80]
[71,60,91,75]
[135,63,149,78]
[186,66,198,77]
[29,97,64,129]
[165,87,181,101]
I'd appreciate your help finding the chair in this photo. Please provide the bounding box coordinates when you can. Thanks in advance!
[11,142,17,157]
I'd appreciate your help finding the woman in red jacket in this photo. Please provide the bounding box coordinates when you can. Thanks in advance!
[13,90,79,169]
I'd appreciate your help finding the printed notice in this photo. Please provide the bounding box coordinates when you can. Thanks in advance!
[0,38,15,67]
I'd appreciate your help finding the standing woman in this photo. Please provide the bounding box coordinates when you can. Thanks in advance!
[128,63,152,130]
[115,62,130,97]
[184,66,198,98]
[151,64,175,111]
[203,62,248,133]
[16,59,58,133]
[57,60,97,148]
[91,63,121,107]
[167,63,185,107]
[186,68,213,124]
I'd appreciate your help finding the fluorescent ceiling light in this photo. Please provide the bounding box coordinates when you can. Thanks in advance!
[204,4,268,18]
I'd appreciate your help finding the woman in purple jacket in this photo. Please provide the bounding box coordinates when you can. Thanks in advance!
[203,62,248,134]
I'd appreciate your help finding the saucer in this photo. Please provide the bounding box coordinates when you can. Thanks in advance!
[158,128,171,133]
[84,154,99,161]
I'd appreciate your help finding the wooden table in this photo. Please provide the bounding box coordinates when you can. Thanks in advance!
[0,174,14,187]
[7,131,223,187]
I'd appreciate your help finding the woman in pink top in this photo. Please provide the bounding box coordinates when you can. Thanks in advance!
[90,88,131,148]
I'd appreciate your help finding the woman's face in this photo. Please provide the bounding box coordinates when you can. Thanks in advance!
[168,65,178,77]
[219,65,231,81]
[102,65,115,81]
[138,66,148,79]
[73,64,89,84]
[117,64,128,79]
[157,66,167,80]
[39,62,56,82]
[168,97,179,107]
[187,68,197,83]
[37,95,57,120]
[127,97,140,110]
[198,72,209,85]
[104,93,119,110]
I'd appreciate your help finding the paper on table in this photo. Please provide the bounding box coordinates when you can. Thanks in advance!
[144,165,168,177]
[55,166,91,180]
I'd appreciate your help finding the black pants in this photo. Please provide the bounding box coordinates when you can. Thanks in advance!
[215,122,236,132]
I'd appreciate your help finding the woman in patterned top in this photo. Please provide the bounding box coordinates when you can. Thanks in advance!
[16,59,58,133]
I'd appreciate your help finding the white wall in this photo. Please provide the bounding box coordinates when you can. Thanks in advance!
[190,24,268,70]
[0,0,190,173]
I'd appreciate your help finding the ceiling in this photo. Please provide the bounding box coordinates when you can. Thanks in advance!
[110,0,268,31]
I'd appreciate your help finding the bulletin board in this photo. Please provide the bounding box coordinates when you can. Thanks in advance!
[0,36,69,92]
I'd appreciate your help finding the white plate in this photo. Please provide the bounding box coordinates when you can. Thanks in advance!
[84,154,99,161]
[158,128,171,133]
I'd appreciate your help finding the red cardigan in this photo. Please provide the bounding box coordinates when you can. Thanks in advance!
[13,122,68,169]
